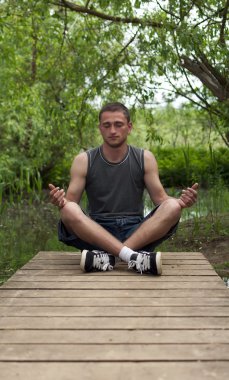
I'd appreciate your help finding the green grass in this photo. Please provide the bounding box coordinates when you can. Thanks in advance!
[0,201,65,285]
[214,262,229,270]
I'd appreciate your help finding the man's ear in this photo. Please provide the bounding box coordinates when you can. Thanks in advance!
[128,122,133,133]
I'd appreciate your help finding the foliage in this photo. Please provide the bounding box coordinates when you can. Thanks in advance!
[130,104,223,149]
[0,201,65,285]
[154,146,229,188]
[49,0,229,144]
[0,0,228,199]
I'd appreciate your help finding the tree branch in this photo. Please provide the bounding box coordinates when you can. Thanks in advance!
[219,0,229,45]
[193,5,226,28]
[155,0,180,21]
[199,52,229,87]
[51,0,164,28]
[180,55,229,101]
[172,30,210,106]
[85,0,91,8]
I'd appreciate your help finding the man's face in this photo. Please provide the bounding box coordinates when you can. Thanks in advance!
[99,111,132,148]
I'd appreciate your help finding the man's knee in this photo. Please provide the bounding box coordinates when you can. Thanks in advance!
[158,198,182,220]
[60,202,83,225]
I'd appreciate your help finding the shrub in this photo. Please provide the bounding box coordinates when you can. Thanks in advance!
[153,146,229,188]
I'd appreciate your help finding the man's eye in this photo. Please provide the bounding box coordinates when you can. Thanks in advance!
[115,123,123,128]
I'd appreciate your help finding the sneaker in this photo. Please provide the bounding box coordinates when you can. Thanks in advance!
[128,251,162,275]
[80,250,116,272]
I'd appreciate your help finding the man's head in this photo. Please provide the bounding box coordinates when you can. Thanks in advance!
[98,102,132,148]
[99,102,131,123]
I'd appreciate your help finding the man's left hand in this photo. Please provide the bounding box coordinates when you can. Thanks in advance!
[177,183,198,209]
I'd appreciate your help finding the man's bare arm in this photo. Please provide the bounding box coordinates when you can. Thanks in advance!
[144,150,198,208]
[144,150,169,205]
[49,152,88,208]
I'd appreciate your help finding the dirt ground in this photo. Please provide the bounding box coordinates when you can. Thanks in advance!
[199,237,229,278]
[168,214,229,279]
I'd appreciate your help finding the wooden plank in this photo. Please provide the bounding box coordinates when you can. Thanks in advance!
[1,329,229,344]
[1,296,228,307]
[0,288,227,297]
[9,274,222,282]
[0,362,228,380]
[9,269,219,276]
[0,316,228,329]
[1,305,229,317]
[1,281,225,289]
[29,256,211,262]
[29,259,210,265]
[35,251,208,257]
[0,343,229,361]
[22,263,213,270]
[35,250,206,254]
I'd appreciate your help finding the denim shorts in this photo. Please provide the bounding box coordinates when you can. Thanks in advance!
[58,205,179,252]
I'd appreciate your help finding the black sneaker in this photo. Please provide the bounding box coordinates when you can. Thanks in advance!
[128,251,162,275]
[80,250,116,272]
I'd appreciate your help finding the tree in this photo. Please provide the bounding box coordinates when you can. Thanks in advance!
[0,0,228,198]
[50,0,229,146]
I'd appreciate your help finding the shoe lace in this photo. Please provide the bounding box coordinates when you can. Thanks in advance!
[128,253,150,274]
[93,253,113,271]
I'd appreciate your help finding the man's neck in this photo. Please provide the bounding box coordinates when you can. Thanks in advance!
[101,143,129,163]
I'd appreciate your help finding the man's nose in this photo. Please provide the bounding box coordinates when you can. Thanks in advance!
[110,125,116,133]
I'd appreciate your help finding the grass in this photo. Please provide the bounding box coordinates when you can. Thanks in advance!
[0,200,67,285]
[214,262,229,269]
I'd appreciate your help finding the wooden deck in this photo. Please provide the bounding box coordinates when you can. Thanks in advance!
[0,251,229,379]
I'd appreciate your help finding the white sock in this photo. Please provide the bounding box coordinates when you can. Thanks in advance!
[119,246,135,262]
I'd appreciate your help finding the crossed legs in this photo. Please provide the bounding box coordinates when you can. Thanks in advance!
[60,198,182,256]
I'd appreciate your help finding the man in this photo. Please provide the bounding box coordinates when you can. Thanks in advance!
[49,102,198,275]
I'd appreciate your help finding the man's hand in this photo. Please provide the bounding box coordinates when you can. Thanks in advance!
[177,183,198,209]
[49,184,67,209]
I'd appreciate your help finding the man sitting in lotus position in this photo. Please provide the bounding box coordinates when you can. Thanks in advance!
[49,102,198,275]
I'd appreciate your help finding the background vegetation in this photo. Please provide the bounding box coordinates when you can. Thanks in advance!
[0,0,228,199]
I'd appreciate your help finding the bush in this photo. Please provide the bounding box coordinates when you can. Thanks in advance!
[153,146,229,188]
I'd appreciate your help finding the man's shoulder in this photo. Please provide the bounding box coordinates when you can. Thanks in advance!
[71,151,88,173]
[86,146,99,153]
[129,145,144,152]
[86,146,100,168]
[129,145,145,171]
[129,145,145,157]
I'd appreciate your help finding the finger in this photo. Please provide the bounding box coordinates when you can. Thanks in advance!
[182,190,194,199]
[59,198,66,208]
[181,195,196,208]
[49,187,60,197]
[182,187,197,198]
[53,188,65,197]
[49,188,62,205]
[48,184,55,190]
[192,183,199,190]
[53,189,64,200]
[57,192,66,203]
[180,194,191,204]
[177,198,186,208]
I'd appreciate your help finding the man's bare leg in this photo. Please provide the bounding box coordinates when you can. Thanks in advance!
[124,198,181,250]
[60,202,123,256]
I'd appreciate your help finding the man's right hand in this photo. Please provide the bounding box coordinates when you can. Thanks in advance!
[49,184,67,209]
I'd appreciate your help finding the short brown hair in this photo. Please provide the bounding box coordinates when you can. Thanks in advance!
[99,102,131,122]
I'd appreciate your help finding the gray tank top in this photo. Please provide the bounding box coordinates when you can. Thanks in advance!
[85,145,145,217]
